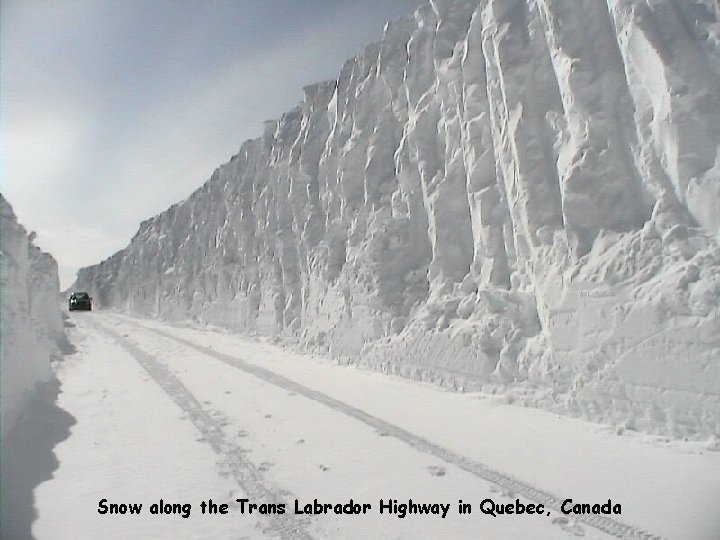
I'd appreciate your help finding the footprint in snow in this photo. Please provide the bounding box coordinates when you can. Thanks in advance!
[427,466,446,477]
[489,484,515,498]
[264,414,272,419]
[296,439,305,444]
[552,516,585,537]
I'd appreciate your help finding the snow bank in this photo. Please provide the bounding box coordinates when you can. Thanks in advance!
[74,0,720,439]
[1,194,64,438]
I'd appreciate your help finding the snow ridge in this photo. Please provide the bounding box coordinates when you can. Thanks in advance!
[74,0,720,438]
[0,194,65,437]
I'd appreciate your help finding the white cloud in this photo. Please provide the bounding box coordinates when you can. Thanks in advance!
[2,1,424,289]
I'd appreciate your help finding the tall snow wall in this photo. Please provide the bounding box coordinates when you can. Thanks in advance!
[0,195,65,438]
[74,0,720,438]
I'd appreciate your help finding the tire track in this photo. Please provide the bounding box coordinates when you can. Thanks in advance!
[108,315,665,540]
[90,320,313,540]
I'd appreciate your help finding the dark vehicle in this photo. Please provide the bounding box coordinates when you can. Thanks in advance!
[69,292,92,311]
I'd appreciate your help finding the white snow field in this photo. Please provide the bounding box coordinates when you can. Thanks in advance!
[32,312,720,540]
[72,0,720,440]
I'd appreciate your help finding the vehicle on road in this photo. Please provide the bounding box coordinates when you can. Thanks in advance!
[68,292,92,311]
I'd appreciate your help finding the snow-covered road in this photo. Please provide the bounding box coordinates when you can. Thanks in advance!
[32,312,720,539]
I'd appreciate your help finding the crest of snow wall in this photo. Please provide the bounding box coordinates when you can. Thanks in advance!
[74,0,720,437]
[0,195,65,438]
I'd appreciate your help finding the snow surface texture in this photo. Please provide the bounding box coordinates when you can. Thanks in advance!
[33,312,720,540]
[74,0,720,439]
[0,194,65,438]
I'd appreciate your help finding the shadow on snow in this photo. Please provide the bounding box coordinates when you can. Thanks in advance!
[1,348,76,539]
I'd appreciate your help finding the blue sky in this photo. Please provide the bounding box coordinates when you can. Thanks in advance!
[1,0,424,288]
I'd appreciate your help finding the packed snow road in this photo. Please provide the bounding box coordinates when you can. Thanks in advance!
[33,312,720,539]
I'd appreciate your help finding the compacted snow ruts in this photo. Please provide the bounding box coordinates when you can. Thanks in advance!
[32,317,265,540]
[101,321,655,539]
[33,312,720,539]
[90,321,314,540]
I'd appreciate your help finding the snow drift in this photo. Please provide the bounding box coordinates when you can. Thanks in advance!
[74,0,720,438]
[1,194,65,438]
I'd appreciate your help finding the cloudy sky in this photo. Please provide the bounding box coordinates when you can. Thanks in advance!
[2,0,424,289]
